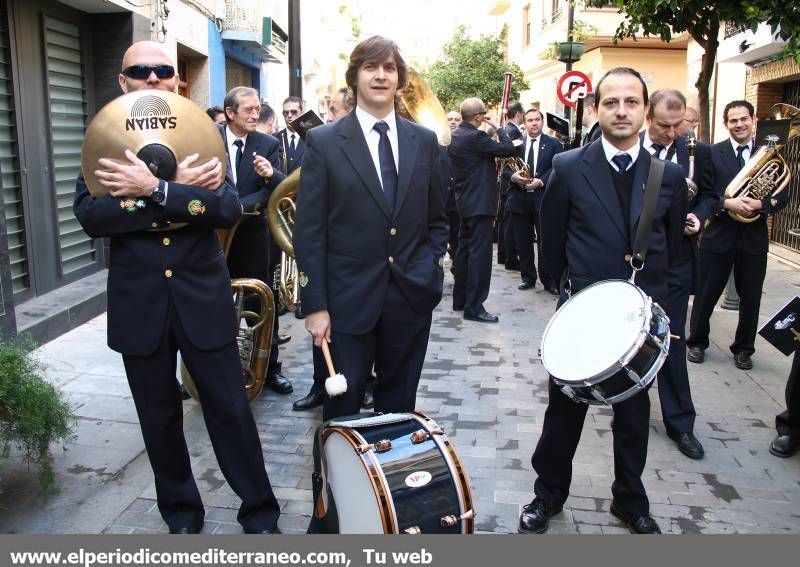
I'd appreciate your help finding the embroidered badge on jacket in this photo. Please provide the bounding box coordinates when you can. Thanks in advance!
[187,199,206,216]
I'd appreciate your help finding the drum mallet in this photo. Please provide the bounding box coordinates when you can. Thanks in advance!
[321,340,347,396]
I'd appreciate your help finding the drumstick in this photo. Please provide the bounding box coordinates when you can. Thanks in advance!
[321,340,347,396]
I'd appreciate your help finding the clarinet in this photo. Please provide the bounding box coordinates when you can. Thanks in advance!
[686,136,698,202]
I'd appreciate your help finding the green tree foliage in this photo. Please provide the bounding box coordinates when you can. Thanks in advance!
[585,0,800,141]
[425,25,529,111]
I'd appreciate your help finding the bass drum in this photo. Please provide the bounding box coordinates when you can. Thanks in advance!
[316,412,474,534]
[540,279,670,405]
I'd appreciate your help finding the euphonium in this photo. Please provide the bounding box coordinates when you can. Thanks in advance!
[723,103,800,223]
[181,222,276,402]
[686,136,698,201]
[267,169,300,311]
[500,156,531,179]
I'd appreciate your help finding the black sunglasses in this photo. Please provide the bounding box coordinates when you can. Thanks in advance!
[122,64,175,80]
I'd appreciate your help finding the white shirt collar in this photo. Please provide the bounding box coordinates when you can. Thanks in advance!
[730,137,753,154]
[601,135,640,171]
[642,131,672,156]
[225,126,247,148]
[355,105,397,139]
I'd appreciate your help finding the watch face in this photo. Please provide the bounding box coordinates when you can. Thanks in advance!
[151,189,165,203]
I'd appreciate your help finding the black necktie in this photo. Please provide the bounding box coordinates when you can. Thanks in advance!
[612,153,632,172]
[736,145,747,169]
[289,134,297,154]
[373,121,397,209]
[650,143,665,158]
[527,137,538,174]
[233,139,244,179]
[665,144,676,162]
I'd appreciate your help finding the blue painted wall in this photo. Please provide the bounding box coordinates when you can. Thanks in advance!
[208,20,226,106]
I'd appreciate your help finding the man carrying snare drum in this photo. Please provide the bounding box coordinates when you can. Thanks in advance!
[518,68,686,535]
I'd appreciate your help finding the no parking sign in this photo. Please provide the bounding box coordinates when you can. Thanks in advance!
[556,70,593,108]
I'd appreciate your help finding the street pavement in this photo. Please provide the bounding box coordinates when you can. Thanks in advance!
[1,252,799,534]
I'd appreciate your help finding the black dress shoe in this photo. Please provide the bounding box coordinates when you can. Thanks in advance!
[542,285,559,296]
[169,520,203,534]
[518,280,536,290]
[294,305,305,319]
[464,310,499,323]
[362,389,374,409]
[518,498,562,534]
[505,262,520,271]
[667,430,704,460]
[769,434,800,458]
[277,334,292,345]
[610,502,661,534]
[687,346,705,363]
[292,388,324,410]
[244,526,282,534]
[265,371,293,394]
[453,304,464,312]
[179,383,192,401]
[734,351,753,370]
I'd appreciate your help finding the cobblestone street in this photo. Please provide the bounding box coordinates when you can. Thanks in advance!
[2,253,799,534]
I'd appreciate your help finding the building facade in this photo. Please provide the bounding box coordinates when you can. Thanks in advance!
[0,0,287,341]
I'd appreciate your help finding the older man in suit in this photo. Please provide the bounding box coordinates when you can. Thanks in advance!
[448,98,516,322]
[294,35,448,420]
[74,41,281,535]
[505,108,565,293]
[222,86,293,395]
[519,68,686,535]
[641,89,718,460]
[687,100,789,371]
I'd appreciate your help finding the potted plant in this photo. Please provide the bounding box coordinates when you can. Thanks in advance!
[0,338,76,492]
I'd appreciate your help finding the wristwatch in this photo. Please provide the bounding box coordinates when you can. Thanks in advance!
[150,180,166,204]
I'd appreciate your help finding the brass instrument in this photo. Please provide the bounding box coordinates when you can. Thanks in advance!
[500,156,531,180]
[686,136,698,201]
[181,222,276,403]
[723,103,800,223]
[267,169,301,311]
[398,68,452,146]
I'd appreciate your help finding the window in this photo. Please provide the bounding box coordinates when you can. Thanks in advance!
[177,57,189,98]
[523,4,531,47]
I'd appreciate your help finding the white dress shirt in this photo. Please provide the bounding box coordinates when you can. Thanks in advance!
[225,127,248,185]
[601,135,640,172]
[730,138,753,163]
[524,135,540,176]
[355,105,399,190]
[642,131,676,163]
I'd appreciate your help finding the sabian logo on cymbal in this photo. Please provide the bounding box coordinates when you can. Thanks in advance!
[125,95,177,131]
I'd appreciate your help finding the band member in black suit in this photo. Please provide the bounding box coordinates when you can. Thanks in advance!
[505,108,565,292]
[294,35,448,420]
[771,348,800,457]
[222,86,293,395]
[445,110,462,266]
[641,89,717,460]
[276,96,305,175]
[687,100,789,370]
[448,97,516,322]
[498,102,524,267]
[581,93,601,145]
[73,41,280,534]
[256,103,276,136]
[519,68,686,535]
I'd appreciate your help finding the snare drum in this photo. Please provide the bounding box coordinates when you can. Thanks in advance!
[313,411,474,534]
[540,279,670,405]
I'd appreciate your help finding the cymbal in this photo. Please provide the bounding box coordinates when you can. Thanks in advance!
[81,90,227,197]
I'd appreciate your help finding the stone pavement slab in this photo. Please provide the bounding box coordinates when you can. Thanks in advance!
[1,252,799,534]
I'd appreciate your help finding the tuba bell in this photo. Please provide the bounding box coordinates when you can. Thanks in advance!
[723,103,800,223]
[398,68,452,146]
[181,221,276,402]
[267,169,301,311]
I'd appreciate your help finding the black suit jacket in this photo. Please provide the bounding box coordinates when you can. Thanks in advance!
[582,121,601,146]
[220,126,286,277]
[74,171,242,356]
[499,122,523,199]
[700,139,789,255]
[540,141,687,304]
[504,133,566,214]
[276,128,304,174]
[447,121,517,217]
[294,111,449,335]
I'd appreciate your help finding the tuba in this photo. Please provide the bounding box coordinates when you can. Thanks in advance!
[267,169,301,311]
[398,68,452,146]
[181,220,276,402]
[723,103,800,223]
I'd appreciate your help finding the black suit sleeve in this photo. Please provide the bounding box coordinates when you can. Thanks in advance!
[690,142,719,225]
[539,156,569,285]
[294,128,328,315]
[427,135,449,262]
[666,167,689,265]
[539,138,566,187]
[474,128,517,158]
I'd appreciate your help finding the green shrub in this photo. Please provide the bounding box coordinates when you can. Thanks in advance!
[0,338,76,492]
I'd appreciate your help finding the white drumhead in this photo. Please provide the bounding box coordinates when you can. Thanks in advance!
[323,431,384,533]
[541,280,648,382]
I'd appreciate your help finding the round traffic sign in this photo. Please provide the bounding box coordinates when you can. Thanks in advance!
[556,70,593,108]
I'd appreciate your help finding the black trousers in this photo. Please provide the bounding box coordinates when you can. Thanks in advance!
[309,345,375,395]
[657,257,697,434]
[511,208,537,285]
[447,209,460,263]
[502,202,518,267]
[323,279,432,420]
[776,349,800,438]
[452,215,494,314]
[496,196,508,263]
[534,213,554,289]
[122,302,280,532]
[687,247,767,356]
[532,378,651,517]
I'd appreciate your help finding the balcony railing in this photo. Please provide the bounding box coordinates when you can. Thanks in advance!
[551,7,563,23]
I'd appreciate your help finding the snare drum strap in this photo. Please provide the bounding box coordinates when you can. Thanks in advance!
[630,158,666,270]
[307,421,339,534]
